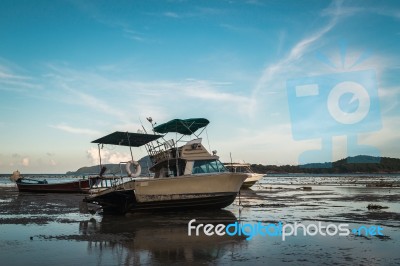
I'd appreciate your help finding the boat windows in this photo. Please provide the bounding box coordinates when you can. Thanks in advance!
[227,166,252,173]
[192,160,227,174]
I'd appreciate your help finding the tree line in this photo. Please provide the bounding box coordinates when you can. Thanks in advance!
[251,156,400,174]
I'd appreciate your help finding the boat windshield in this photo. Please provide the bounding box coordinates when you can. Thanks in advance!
[192,160,227,174]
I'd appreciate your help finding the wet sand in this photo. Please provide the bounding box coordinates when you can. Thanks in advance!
[0,176,400,265]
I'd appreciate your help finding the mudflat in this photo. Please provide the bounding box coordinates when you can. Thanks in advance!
[0,175,399,265]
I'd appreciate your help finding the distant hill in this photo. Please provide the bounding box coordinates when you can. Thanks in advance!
[251,155,400,174]
[66,156,153,176]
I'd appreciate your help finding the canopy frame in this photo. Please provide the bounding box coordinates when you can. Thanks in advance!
[91,131,162,171]
[153,118,210,139]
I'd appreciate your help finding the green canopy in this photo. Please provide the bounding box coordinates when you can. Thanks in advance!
[154,118,210,135]
[91,131,161,147]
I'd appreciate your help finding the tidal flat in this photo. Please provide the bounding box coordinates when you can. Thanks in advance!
[0,175,399,265]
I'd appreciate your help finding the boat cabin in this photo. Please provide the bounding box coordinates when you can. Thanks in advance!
[144,118,228,178]
[148,138,227,178]
[224,163,254,174]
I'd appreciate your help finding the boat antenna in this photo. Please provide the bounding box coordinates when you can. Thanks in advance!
[205,127,211,153]
[146,117,156,133]
[175,131,179,176]
[139,117,148,134]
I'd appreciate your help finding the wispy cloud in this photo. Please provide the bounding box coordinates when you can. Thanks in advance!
[195,7,226,16]
[49,124,101,136]
[245,0,266,6]
[149,6,227,20]
[182,80,252,111]
[219,23,262,35]
[163,11,180,18]
[122,28,147,42]
[249,1,347,117]
[0,63,41,91]
[321,4,400,20]
[70,1,150,42]
[216,123,321,165]
[45,64,253,118]
[185,88,249,103]
[63,85,126,119]
[0,70,28,80]
[378,85,400,115]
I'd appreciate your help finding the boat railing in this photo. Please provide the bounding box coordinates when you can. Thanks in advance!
[146,139,182,164]
[147,139,174,152]
[89,175,122,189]
[88,160,146,193]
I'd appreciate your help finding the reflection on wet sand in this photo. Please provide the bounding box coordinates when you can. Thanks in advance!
[78,210,247,265]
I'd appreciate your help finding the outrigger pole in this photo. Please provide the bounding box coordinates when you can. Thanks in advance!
[126,131,134,161]
[98,143,102,170]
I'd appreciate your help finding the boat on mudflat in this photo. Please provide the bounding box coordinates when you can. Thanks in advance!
[84,118,247,214]
[224,162,264,188]
[10,171,91,193]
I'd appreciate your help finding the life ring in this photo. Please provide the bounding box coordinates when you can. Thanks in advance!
[126,160,141,177]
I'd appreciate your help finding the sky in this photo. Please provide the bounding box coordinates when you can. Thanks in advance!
[0,0,399,173]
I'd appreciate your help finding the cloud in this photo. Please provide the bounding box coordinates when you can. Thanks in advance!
[0,62,41,91]
[50,124,101,136]
[45,152,57,166]
[182,80,252,107]
[320,2,362,18]
[122,28,147,42]
[250,1,346,116]
[69,1,150,43]
[0,70,28,80]
[321,4,400,20]
[219,23,262,35]
[186,88,249,102]
[64,85,126,119]
[164,12,179,18]
[358,116,400,158]
[378,86,400,115]
[21,157,30,166]
[216,123,323,165]
[86,147,131,165]
[45,64,253,120]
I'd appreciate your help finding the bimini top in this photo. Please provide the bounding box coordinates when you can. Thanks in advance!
[91,131,162,147]
[154,118,210,135]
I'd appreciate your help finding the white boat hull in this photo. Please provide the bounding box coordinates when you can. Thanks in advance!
[242,173,264,188]
[133,172,246,202]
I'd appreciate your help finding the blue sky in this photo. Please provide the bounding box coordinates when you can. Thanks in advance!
[0,0,399,173]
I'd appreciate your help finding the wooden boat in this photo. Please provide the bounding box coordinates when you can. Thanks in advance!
[11,170,91,193]
[84,118,247,214]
